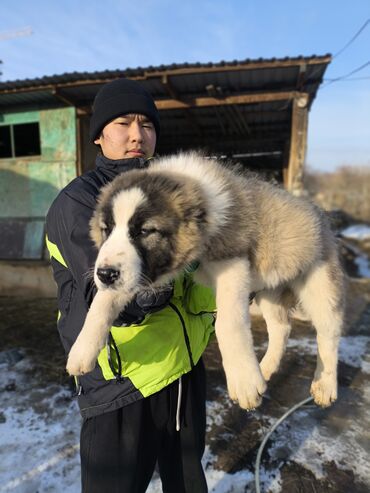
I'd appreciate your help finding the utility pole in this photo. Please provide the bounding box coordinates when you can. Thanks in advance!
[0,27,33,79]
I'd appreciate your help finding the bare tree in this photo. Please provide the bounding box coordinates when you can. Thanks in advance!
[304,166,370,223]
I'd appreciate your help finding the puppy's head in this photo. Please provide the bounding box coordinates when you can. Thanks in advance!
[90,169,207,293]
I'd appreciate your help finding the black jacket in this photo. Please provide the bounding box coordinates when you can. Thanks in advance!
[46,154,173,417]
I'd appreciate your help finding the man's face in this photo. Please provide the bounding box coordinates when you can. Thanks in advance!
[94,114,157,160]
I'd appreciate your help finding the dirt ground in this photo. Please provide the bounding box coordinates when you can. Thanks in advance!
[0,241,369,492]
[203,276,370,492]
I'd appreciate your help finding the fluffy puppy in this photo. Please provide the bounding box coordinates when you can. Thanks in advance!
[67,152,344,410]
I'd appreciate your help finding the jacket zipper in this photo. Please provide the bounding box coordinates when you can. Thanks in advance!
[169,302,194,369]
[73,376,83,396]
[107,332,125,383]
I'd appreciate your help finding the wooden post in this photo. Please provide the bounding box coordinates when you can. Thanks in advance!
[286,94,309,194]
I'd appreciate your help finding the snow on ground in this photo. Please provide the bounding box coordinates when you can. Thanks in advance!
[0,359,256,493]
[341,224,370,241]
[0,360,258,493]
[341,224,370,277]
[1,328,369,493]
[0,358,81,493]
[264,399,370,485]
[255,334,370,490]
[146,445,256,493]
[342,239,370,277]
[355,254,370,278]
[1,278,369,492]
[287,335,370,373]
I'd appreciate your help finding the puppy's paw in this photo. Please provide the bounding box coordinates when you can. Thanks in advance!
[310,375,337,407]
[66,339,99,376]
[226,364,267,411]
[260,355,280,382]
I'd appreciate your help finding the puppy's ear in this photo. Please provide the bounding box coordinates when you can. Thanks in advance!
[89,211,104,248]
[180,205,208,229]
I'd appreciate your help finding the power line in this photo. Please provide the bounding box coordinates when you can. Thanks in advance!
[322,60,370,88]
[305,18,370,91]
[318,18,370,89]
[332,18,370,59]
[324,76,370,82]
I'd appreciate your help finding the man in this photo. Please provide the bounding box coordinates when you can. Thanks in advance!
[46,78,215,493]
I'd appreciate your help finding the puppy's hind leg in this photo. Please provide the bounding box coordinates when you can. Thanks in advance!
[256,289,292,381]
[294,261,344,407]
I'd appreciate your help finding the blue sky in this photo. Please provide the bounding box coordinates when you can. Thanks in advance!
[0,0,369,171]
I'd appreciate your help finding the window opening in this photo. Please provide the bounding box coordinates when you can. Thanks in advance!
[0,122,41,158]
[0,125,12,158]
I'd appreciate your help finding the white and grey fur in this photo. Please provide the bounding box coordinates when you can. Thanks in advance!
[66,152,345,410]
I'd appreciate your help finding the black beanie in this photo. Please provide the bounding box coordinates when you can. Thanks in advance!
[89,78,160,142]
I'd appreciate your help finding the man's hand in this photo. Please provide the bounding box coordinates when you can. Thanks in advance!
[113,284,174,326]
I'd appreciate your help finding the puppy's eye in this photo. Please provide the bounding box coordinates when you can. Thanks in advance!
[140,227,158,237]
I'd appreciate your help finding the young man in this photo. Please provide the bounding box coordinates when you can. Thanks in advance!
[46,79,215,493]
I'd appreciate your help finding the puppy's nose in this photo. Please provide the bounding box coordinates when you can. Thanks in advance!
[97,267,120,286]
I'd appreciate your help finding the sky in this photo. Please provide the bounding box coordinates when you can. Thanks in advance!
[0,0,369,172]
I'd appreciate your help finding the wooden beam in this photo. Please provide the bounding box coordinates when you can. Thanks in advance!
[286,95,309,193]
[161,74,179,99]
[157,138,284,154]
[296,63,307,91]
[161,75,204,134]
[155,91,307,110]
[52,88,76,106]
[76,107,90,116]
[233,104,251,134]
[282,139,291,188]
[158,131,288,146]
[3,84,298,114]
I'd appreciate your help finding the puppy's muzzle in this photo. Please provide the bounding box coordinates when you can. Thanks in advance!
[97,267,120,286]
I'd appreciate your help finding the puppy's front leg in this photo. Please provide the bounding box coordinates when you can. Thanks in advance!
[66,289,129,376]
[205,258,267,410]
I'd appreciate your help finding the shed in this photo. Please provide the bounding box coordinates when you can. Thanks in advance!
[0,55,331,295]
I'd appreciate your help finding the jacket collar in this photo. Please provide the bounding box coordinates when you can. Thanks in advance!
[95,153,151,172]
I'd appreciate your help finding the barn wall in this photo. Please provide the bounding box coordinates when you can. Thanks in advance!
[0,107,77,220]
[0,107,77,296]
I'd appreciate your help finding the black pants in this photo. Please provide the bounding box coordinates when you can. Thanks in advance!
[80,360,208,493]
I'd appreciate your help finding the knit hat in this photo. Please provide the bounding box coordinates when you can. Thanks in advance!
[89,78,160,142]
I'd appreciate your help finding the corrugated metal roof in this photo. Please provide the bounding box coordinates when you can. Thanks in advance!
[0,55,330,92]
[0,55,331,171]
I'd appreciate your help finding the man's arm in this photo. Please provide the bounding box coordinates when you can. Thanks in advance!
[46,191,97,309]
